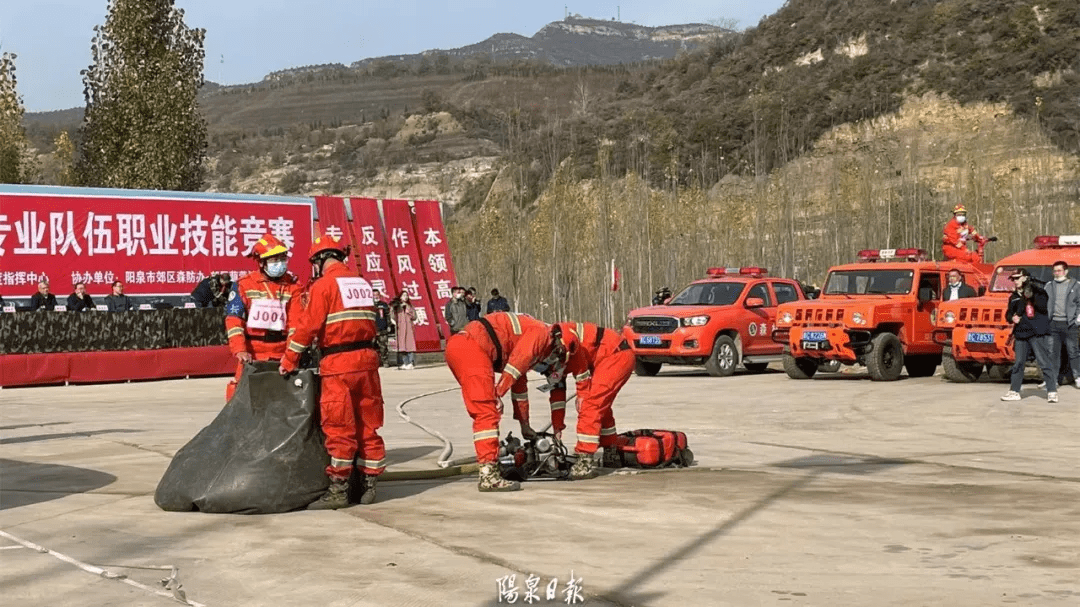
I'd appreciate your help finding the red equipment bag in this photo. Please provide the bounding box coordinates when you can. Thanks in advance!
[611,429,693,468]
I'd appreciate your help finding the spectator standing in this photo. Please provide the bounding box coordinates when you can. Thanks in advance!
[1045,260,1080,389]
[485,288,510,314]
[29,281,58,311]
[66,282,95,312]
[191,273,232,308]
[444,286,469,334]
[944,269,977,301]
[393,291,418,370]
[1001,269,1057,402]
[652,287,672,306]
[373,291,394,367]
[465,287,481,322]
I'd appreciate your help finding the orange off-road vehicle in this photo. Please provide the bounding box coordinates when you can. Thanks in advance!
[772,248,993,381]
[934,235,1080,382]
[623,267,808,377]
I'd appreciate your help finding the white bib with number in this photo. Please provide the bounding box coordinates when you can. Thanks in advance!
[336,277,374,308]
[248,298,287,331]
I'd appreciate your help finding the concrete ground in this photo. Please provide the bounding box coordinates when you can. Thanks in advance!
[1,363,1078,606]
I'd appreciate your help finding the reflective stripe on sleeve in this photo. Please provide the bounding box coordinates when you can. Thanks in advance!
[503,363,522,381]
[575,370,592,381]
[508,314,522,335]
[287,340,305,353]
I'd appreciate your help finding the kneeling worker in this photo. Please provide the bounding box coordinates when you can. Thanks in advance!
[445,312,577,492]
[280,234,386,509]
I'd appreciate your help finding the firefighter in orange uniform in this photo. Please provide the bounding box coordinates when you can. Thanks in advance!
[279,234,385,510]
[444,312,576,492]
[223,234,303,401]
[942,204,989,264]
[538,322,635,480]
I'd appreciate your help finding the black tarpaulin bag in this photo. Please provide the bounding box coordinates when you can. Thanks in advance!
[154,361,330,514]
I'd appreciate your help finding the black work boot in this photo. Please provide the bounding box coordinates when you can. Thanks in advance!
[356,474,378,505]
[307,479,350,510]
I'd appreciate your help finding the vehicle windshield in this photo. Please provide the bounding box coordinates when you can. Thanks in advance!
[991,265,1080,292]
[669,282,745,306]
[824,270,915,295]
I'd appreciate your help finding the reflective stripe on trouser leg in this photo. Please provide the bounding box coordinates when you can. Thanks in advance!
[350,369,386,476]
[576,348,635,454]
[446,334,502,463]
[319,373,358,480]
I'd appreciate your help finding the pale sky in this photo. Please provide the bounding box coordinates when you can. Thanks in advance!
[1,0,786,113]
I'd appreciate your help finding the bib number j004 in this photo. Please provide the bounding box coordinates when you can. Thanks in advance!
[248,299,286,331]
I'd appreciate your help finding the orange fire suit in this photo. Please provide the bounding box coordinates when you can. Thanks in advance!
[942,218,987,264]
[544,322,634,454]
[444,312,556,464]
[280,263,385,481]
[224,270,304,401]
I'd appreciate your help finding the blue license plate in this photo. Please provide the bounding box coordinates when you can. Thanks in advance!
[803,331,827,341]
[966,332,994,344]
[638,335,662,346]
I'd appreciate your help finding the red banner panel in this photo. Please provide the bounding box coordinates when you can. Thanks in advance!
[381,199,441,352]
[412,200,457,339]
[0,188,313,297]
[348,197,396,299]
[314,196,351,244]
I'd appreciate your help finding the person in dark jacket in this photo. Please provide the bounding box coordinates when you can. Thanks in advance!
[104,280,135,312]
[66,282,95,312]
[943,269,977,301]
[652,286,672,306]
[373,291,394,367]
[1001,269,1057,402]
[190,273,232,308]
[444,286,469,333]
[485,288,510,314]
[465,287,481,321]
[29,281,58,311]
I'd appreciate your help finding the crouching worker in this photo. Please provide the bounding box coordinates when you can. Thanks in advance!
[280,234,386,509]
[224,235,303,402]
[445,312,577,492]
[542,322,635,480]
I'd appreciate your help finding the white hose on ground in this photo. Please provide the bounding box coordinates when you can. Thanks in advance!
[393,380,571,472]
[0,530,206,607]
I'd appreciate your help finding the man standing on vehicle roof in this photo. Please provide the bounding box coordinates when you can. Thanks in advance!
[444,312,576,492]
[279,234,385,509]
[224,234,304,402]
[942,205,992,264]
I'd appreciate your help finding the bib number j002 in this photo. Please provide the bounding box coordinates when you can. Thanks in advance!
[337,277,374,308]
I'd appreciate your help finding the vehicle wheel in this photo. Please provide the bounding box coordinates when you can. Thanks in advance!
[986,364,1011,381]
[705,336,739,377]
[634,360,662,377]
[782,352,818,379]
[817,360,842,373]
[942,352,983,383]
[744,362,769,373]
[866,333,904,381]
[905,354,940,378]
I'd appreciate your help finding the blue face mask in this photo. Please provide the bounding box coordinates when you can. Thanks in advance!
[265,260,288,278]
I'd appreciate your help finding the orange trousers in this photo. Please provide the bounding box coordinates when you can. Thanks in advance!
[445,334,502,464]
[320,370,386,480]
[574,347,635,454]
[942,245,982,264]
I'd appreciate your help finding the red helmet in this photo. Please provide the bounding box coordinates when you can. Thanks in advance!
[308,233,348,263]
[249,234,289,260]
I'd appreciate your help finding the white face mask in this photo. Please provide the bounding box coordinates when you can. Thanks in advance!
[1054,274,1067,282]
[955,215,966,223]
[265,260,288,278]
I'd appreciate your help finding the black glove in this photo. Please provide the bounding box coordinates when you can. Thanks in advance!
[988,236,998,242]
